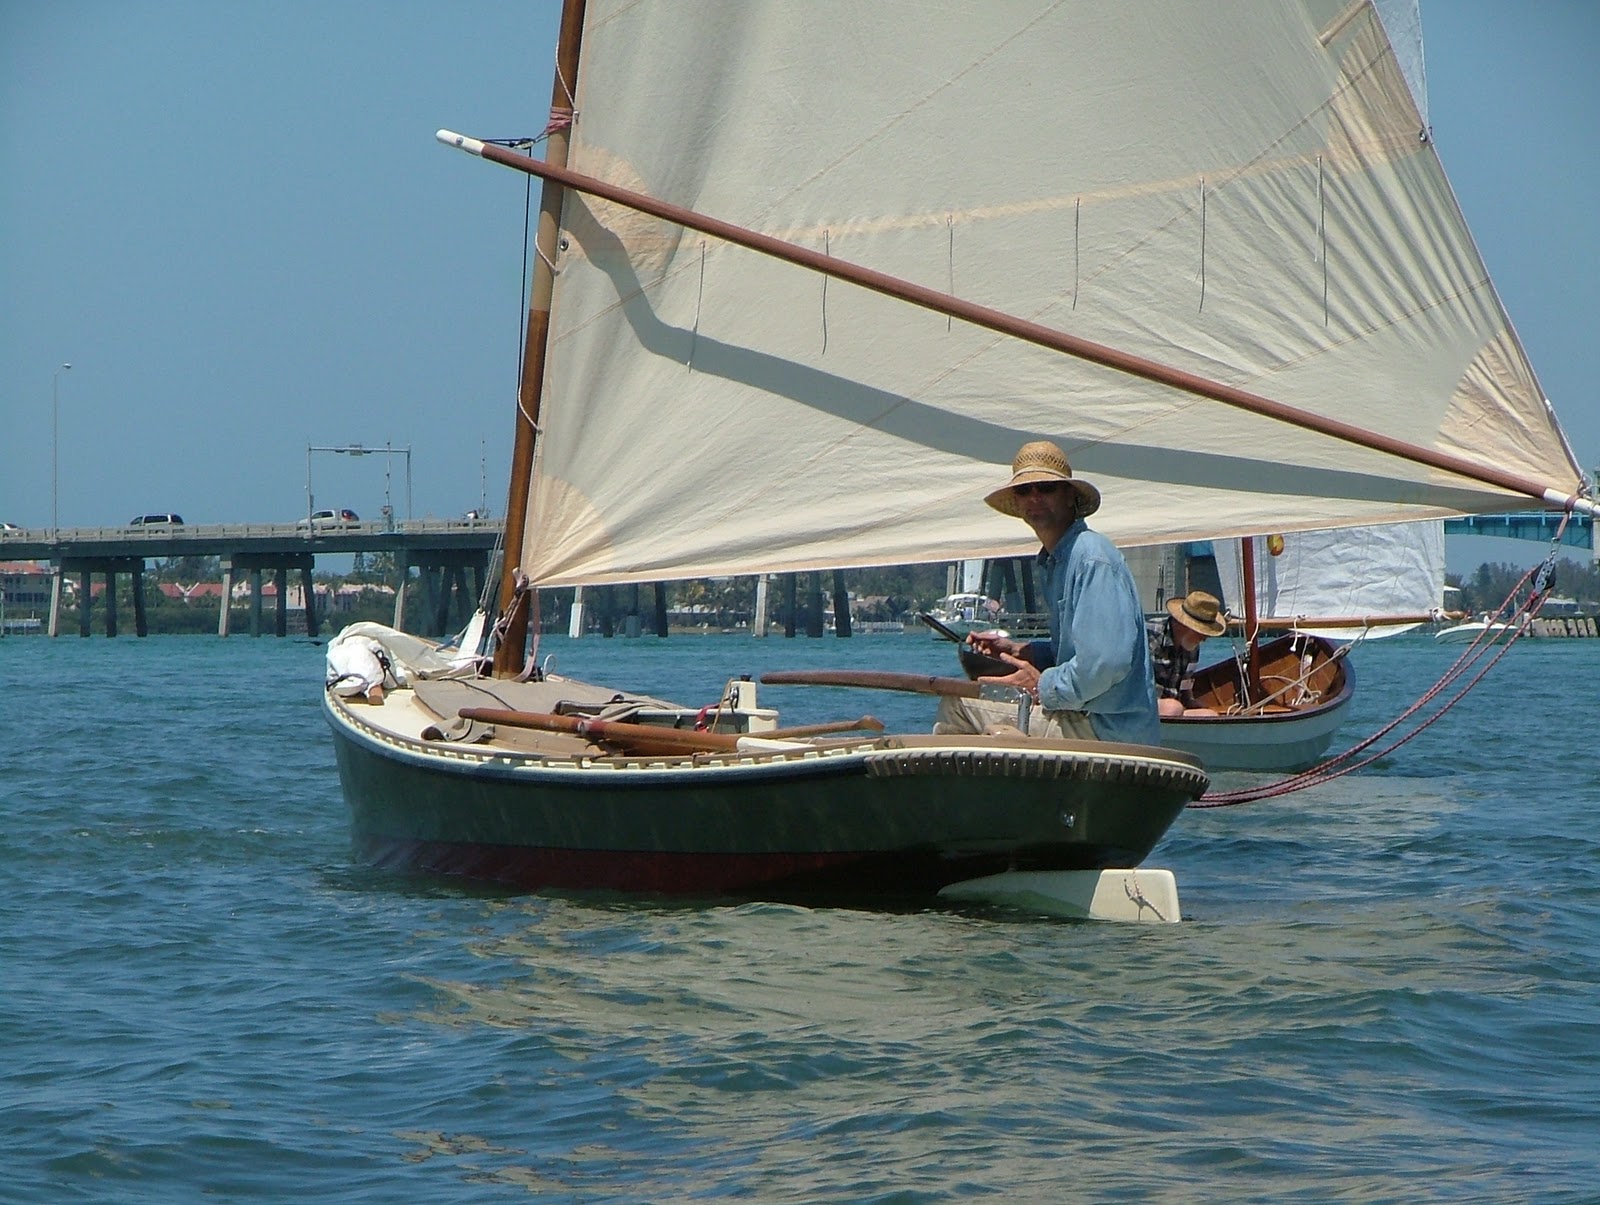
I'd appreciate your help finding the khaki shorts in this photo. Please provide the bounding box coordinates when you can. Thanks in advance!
[932,694,1097,740]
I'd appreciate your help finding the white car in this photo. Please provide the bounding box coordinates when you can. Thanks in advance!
[297,508,360,530]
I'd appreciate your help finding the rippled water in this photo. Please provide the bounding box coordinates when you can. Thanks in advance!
[3,629,1597,1201]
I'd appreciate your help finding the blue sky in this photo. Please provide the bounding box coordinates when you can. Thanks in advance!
[3,1,1596,573]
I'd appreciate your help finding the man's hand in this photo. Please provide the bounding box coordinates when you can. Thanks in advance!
[966,629,1027,660]
[976,648,1042,700]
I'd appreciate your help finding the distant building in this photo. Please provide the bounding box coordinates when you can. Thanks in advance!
[159,581,229,604]
[0,561,53,615]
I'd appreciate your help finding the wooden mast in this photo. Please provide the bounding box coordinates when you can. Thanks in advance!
[1240,535,1263,703]
[434,143,1596,520]
[492,0,588,677]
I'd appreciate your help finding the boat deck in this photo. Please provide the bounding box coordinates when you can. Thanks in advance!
[342,673,703,758]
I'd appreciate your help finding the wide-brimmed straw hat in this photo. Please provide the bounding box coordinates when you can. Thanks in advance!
[1167,590,1227,638]
[984,440,1101,519]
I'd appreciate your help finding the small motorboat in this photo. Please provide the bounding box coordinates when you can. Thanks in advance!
[1434,615,1513,644]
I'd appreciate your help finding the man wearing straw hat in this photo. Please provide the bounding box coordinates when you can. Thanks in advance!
[1148,590,1227,717]
[936,440,1159,746]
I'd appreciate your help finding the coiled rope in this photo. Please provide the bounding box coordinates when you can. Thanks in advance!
[1191,517,1570,808]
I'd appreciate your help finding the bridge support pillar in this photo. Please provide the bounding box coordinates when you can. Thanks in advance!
[393,548,488,637]
[221,553,315,638]
[131,563,147,637]
[569,585,586,638]
[392,553,410,631]
[218,565,234,636]
[752,575,769,638]
[48,570,63,638]
[52,557,145,637]
[301,566,319,639]
[250,569,264,636]
[806,572,824,638]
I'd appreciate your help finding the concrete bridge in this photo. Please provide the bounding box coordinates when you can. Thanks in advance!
[6,509,1593,640]
[1442,510,1594,553]
[0,519,498,639]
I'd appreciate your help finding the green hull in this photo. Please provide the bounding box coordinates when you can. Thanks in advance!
[327,693,1207,899]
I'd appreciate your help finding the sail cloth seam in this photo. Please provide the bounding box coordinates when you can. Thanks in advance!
[1043,22,1403,313]
[1318,155,1328,326]
[1072,197,1080,312]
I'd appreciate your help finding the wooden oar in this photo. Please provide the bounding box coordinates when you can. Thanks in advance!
[760,669,982,697]
[456,707,884,755]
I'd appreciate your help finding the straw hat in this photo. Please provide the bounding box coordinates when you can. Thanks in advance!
[984,441,1101,518]
[1166,590,1227,638]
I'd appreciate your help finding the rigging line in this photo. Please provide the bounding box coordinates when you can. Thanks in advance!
[543,107,575,137]
[1200,608,1516,802]
[1197,631,1522,806]
[1194,553,1560,807]
[1206,563,1550,801]
[1318,155,1329,327]
[488,137,543,389]
[1212,595,1545,803]
[1230,645,1346,715]
[1072,197,1080,312]
[1197,177,1206,313]
[554,50,578,114]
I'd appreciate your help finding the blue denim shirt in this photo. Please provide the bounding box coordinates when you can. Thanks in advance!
[1024,519,1160,746]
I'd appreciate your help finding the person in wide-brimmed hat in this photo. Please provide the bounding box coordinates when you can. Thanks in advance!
[934,440,1158,746]
[982,439,1102,520]
[1147,590,1227,717]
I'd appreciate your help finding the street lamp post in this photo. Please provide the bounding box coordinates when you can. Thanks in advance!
[306,441,412,529]
[51,363,72,541]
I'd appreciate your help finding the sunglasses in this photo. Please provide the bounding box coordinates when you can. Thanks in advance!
[1012,482,1064,497]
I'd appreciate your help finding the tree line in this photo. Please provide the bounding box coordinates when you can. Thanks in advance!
[1446,557,1599,615]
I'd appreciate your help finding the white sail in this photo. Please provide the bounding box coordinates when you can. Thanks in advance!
[519,0,1583,587]
[958,560,986,595]
[1214,522,1445,640]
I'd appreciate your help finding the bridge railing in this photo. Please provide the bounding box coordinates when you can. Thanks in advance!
[0,518,503,543]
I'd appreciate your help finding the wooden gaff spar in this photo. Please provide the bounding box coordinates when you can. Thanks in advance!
[438,129,1599,555]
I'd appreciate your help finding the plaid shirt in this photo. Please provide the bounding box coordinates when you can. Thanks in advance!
[1145,617,1198,701]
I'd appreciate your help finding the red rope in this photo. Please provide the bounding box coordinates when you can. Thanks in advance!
[1190,521,1569,808]
[541,108,574,138]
